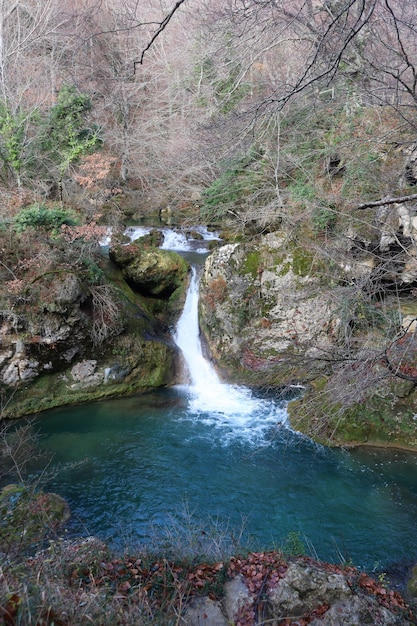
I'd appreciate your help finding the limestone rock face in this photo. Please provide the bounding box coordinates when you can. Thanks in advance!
[268,561,351,618]
[0,256,180,418]
[199,230,417,448]
[199,233,341,385]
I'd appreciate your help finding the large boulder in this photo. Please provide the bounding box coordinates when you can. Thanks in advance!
[199,232,341,386]
[109,240,189,298]
[0,484,70,555]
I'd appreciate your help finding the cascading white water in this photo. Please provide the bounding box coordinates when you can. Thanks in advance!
[105,223,287,438]
[174,266,287,438]
[175,267,220,389]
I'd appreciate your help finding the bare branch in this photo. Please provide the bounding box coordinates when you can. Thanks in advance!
[133,0,187,72]
[357,193,417,210]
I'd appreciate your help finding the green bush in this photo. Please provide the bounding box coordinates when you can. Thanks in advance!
[14,205,77,234]
[311,204,338,233]
[39,84,102,178]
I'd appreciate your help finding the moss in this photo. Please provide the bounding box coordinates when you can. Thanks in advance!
[1,329,177,419]
[288,377,417,449]
[278,261,292,276]
[407,565,417,598]
[0,485,70,553]
[241,250,262,278]
[290,247,314,277]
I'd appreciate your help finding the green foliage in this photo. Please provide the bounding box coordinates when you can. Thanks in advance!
[311,204,338,233]
[192,52,251,113]
[341,151,382,200]
[201,150,267,221]
[0,104,24,178]
[40,85,101,177]
[214,69,251,114]
[0,103,38,184]
[287,179,317,202]
[0,85,100,187]
[281,531,306,557]
[14,204,77,234]
[82,257,105,284]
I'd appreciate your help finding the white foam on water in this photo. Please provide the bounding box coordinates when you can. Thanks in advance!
[125,226,153,241]
[160,229,190,250]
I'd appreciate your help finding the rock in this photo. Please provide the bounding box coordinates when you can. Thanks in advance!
[2,357,39,385]
[179,556,415,626]
[70,359,97,381]
[70,360,103,388]
[310,595,408,625]
[268,561,352,618]
[0,485,70,554]
[182,597,227,626]
[199,234,340,384]
[110,241,189,298]
[104,363,131,382]
[223,575,253,621]
[0,350,13,368]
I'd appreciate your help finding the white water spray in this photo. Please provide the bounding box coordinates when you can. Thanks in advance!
[174,267,287,437]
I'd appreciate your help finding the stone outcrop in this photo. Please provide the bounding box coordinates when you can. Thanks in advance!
[109,239,190,326]
[198,231,417,448]
[0,484,71,554]
[0,250,186,418]
[109,240,189,298]
[181,556,416,625]
[199,232,341,386]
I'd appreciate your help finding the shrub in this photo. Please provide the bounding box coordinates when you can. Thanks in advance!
[14,205,77,234]
[311,204,338,233]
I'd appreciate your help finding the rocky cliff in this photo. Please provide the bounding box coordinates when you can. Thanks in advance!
[199,219,417,449]
[0,229,189,419]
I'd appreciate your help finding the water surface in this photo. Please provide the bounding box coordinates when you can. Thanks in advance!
[32,227,417,571]
[34,388,417,571]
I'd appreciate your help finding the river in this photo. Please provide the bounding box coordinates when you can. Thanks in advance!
[33,226,417,571]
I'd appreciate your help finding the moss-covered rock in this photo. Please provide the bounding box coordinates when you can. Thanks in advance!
[0,484,70,554]
[109,240,189,298]
[288,372,417,450]
[199,231,417,450]
[199,233,340,386]
[0,255,182,418]
[407,564,417,598]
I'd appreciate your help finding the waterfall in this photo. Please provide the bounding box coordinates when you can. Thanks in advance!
[174,267,287,431]
[175,267,221,389]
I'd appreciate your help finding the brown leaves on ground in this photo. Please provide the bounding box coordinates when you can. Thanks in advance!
[7,551,414,626]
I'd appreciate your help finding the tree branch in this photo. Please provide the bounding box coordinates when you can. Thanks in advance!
[133,0,187,72]
[356,193,417,210]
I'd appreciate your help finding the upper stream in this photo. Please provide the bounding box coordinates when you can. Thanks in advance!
[33,227,417,572]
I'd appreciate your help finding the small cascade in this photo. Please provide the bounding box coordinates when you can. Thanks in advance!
[174,267,222,390]
[160,230,190,251]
